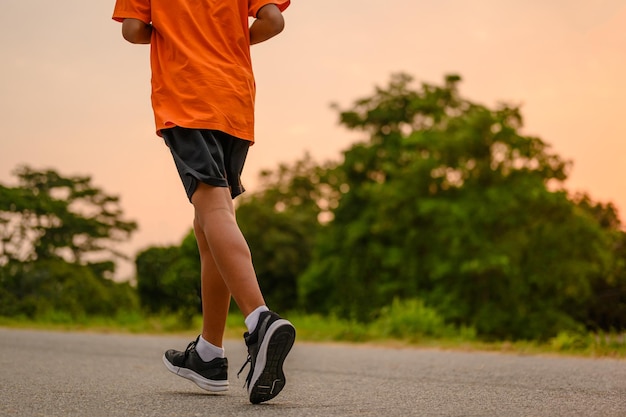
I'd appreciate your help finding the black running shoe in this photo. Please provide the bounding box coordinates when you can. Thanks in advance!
[237,311,296,404]
[163,336,229,392]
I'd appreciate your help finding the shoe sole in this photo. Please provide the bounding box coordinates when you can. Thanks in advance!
[248,319,296,404]
[162,355,229,392]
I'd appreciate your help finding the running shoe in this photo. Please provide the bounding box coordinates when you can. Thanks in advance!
[237,311,296,403]
[163,336,229,392]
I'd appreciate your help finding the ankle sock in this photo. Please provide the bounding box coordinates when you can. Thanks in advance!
[245,305,269,333]
[196,335,225,362]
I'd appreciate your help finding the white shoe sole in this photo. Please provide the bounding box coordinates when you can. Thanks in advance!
[162,354,229,392]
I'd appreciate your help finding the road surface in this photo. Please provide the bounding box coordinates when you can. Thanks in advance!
[0,328,624,416]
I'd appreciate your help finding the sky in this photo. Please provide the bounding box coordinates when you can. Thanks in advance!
[1,0,625,279]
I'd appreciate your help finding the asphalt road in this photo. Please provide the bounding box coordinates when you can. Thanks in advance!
[0,328,624,416]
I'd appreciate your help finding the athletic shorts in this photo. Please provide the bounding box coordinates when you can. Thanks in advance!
[161,126,250,201]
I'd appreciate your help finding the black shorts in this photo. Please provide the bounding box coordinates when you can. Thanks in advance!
[161,126,250,201]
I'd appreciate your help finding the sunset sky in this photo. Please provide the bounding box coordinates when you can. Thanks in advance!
[1,0,625,279]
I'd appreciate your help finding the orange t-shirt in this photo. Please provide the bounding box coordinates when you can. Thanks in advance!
[113,0,290,142]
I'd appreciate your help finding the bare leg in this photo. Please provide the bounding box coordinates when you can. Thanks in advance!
[191,182,265,344]
[193,217,231,347]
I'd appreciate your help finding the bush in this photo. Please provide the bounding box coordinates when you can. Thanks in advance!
[372,298,462,341]
[0,259,139,319]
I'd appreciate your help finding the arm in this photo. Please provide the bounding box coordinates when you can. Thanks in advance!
[121,18,152,44]
[249,4,285,45]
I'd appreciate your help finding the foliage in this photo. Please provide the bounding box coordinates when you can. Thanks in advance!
[0,258,138,319]
[236,154,332,311]
[135,231,201,322]
[297,73,626,340]
[135,245,182,313]
[371,298,462,341]
[0,166,137,266]
[0,166,138,318]
[572,194,626,330]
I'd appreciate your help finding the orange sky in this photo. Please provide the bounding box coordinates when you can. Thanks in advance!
[1,1,625,279]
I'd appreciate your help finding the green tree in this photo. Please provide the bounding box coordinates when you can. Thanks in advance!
[135,245,182,313]
[573,195,626,330]
[0,166,139,318]
[135,231,201,321]
[236,154,331,311]
[0,259,137,318]
[299,73,624,339]
[0,166,137,267]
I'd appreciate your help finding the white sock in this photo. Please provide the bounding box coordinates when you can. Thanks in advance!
[245,305,269,333]
[196,335,225,362]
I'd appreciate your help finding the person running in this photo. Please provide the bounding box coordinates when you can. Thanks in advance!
[112,0,295,404]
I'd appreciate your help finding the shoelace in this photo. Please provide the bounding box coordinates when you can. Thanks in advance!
[184,338,199,360]
[237,355,252,387]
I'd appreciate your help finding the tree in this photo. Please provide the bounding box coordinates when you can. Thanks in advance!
[0,258,138,318]
[135,245,182,313]
[135,231,201,321]
[236,154,331,311]
[298,73,624,339]
[0,166,139,318]
[572,195,626,330]
[0,166,137,269]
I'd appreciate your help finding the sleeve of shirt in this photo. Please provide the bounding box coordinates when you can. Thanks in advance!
[249,0,290,18]
[112,0,151,23]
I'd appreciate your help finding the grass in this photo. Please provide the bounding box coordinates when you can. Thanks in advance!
[287,313,626,359]
[1,311,624,359]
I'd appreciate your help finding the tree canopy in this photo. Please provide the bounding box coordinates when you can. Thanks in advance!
[0,166,137,268]
[290,73,625,339]
[0,166,138,318]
